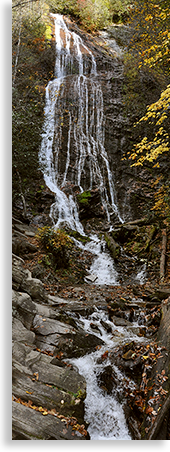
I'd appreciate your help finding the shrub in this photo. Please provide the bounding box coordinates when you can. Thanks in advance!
[36,226,73,268]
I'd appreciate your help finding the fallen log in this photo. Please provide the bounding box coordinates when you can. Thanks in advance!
[141,297,170,440]
[147,395,170,440]
[160,228,167,282]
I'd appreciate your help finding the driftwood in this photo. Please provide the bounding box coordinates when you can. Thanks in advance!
[160,228,167,281]
[141,297,170,440]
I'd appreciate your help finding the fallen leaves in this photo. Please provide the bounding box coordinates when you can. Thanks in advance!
[12,395,88,436]
[32,372,39,381]
[114,339,169,436]
[101,350,109,360]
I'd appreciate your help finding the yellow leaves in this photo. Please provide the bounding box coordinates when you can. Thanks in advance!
[127,84,170,177]
[37,406,48,416]
[138,86,170,127]
[129,2,170,74]
[145,14,153,22]
[12,395,88,436]
[33,372,39,381]
[36,226,73,257]
[151,183,170,216]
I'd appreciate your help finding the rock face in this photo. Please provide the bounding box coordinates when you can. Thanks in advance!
[12,254,47,302]
[12,252,104,440]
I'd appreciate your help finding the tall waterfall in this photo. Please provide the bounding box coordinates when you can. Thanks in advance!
[39,14,123,233]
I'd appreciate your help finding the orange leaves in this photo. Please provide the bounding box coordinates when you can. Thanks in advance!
[145,406,154,414]
[101,350,109,360]
[12,396,88,436]
[32,372,39,382]
[31,36,46,52]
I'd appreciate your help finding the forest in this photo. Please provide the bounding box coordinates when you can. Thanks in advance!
[12,0,170,441]
[12,0,170,222]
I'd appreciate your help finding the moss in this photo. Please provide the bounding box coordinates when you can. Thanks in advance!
[77,191,91,205]
[68,229,91,243]
[104,233,120,259]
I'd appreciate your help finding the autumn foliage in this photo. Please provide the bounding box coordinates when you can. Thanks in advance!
[36,226,73,268]
[125,0,170,219]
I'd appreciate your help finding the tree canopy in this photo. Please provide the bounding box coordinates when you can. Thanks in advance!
[126,0,170,219]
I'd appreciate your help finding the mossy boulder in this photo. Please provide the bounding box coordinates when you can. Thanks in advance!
[77,189,105,220]
[104,233,120,260]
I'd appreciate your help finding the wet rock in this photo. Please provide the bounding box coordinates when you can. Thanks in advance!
[111,316,131,327]
[85,274,97,283]
[77,189,105,220]
[52,330,104,359]
[100,319,112,333]
[90,322,101,333]
[104,232,120,260]
[97,365,117,394]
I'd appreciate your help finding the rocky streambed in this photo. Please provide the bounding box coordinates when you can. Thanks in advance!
[12,217,170,440]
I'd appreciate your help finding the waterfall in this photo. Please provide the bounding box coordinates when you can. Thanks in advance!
[39,13,123,232]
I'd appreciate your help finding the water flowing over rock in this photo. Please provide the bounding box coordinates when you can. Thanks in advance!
[12,12,170,441]
[39,14,123,232]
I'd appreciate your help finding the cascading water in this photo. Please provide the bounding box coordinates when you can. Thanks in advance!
[39,14,148,439]
[40,14,123,230]
[70,307,146,440]
[39,13,125,285]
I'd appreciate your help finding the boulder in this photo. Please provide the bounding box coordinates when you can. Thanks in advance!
[12,255,45,303]
[32,314,75,336]
[77,189,105,220]
[97,365,118,394]
[12,318,35,344]
[12,254,25,290]
[30,353,86,395]
[12,290,36,330]
[104,233,120,260]
[85,274,97,283]
[12,233,37,256]
[50,330,104,359]
[20,270,47,302]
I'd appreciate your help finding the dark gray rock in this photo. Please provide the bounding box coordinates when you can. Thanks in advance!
[12,402,87,440]
[97,365,118,394]
[12,290,36,330]
[20,270,47,302]
[52,330,104,359]
[12,254,25,290]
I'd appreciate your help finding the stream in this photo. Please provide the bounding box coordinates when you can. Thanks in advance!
[39,14,147,440]
[70,306,147,440]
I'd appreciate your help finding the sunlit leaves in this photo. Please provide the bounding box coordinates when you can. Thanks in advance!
[129,0,170,75]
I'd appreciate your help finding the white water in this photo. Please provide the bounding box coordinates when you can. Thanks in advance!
[39,17,147,438]
[39,14,149,287]
[71,307,146,440]
[39,13,126,285]
[40,14,123,232]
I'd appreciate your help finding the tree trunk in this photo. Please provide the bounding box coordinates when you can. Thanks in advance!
[12,19,22,87]
[160,228,167,281]
[141,297,170,440]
